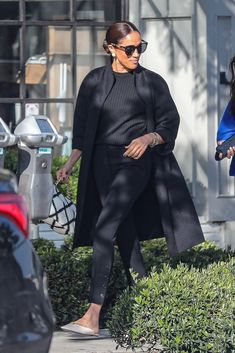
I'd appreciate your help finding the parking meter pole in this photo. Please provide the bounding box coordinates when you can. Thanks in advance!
[14,115,67,239]
[0,118,18,168]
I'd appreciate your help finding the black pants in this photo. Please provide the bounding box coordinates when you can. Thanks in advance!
[90,145,152,304]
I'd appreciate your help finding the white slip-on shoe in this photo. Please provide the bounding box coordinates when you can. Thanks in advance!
[61,322,99,336]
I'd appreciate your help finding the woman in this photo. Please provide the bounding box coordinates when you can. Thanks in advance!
[57,21,204,335]
[217,55,235,169]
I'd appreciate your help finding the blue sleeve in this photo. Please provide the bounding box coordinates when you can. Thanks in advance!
[217,100,235,141]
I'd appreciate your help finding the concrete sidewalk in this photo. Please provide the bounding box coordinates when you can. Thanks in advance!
[49,330,142,353]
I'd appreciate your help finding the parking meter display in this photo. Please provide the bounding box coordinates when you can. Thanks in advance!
[38,147,52,154]
[36,119,54,133]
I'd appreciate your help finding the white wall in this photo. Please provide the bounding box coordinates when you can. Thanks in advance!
[129,0,235,249]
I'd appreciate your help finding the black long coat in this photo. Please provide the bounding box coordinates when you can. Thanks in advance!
[72,64,205,257]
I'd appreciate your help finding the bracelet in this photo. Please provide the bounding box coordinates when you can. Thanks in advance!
[149,132,160,148]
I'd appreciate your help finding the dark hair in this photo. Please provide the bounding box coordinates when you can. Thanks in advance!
[103,21,140,55]
[229,55,235,116]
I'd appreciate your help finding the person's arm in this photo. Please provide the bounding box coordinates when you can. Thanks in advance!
[57,149,82,182]
[123,132,164,159]
[216,100,235,160]
[148,131,165,146]
[57,71,95,181]
[72,78,90,151]
[124,74,176,160]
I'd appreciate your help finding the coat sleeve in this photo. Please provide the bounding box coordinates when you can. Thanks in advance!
[72,73,95,150]
[217,100,235,141]
[152,75,180,155]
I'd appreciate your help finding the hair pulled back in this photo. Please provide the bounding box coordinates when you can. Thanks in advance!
[103,21,140,55]
[229,55,235,116]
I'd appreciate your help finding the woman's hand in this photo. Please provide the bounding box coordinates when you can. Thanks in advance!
[217,140,235,159]
[123,134,153,159]
[56,149,82,182]
[56,164,73,183]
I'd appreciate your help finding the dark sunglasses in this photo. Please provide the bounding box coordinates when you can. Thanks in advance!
[111,40,148,57]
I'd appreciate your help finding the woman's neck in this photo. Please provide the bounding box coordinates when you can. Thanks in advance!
[112,61,131,73]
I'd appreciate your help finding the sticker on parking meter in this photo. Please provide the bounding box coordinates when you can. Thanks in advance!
[0,148,3,155]
[38,147,52,154]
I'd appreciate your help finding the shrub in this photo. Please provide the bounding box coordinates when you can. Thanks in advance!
[108,260,235,353]
[34,238,92,326]
[33,238,128,328]
[142,239,235,271]
[5,147,18,174]
[33,237,235,335]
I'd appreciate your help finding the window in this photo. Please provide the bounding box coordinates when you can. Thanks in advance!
[0,1,19,20]
[0,103,21,129]
[75,0,121,22]
[0,0,124,154]
[0,26,20,97]
[26,0,70,21]
[25,26,73,98]
[76,26,109,90]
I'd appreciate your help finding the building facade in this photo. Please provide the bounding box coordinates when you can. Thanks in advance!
[130,0,235,248]
[1,0,235,247]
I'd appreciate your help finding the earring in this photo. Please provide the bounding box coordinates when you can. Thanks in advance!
[111,52,116,58]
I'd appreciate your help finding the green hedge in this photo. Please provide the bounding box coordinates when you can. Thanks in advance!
[108,260,235,353]
[5,146,18,174]
[33,238,235,339]
[33,237,128,328]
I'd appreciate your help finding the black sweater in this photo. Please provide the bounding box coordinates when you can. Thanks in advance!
[95,71,146,145]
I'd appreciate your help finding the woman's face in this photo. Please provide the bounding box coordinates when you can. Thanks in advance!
[110,31,143,72]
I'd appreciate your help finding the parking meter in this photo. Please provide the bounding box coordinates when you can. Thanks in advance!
[14,115,67,223]
[0,117,18,168]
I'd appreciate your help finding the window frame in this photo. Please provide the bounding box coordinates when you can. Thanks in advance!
[0,0,127,123]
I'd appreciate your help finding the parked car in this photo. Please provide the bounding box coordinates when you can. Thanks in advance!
[0,169,55,353]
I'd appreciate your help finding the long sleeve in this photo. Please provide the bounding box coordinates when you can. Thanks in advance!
[152,75,180,154]
[217,100,235,141]
[72,72,95,150]
[72,81,88,150]
[216,100,235,176]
